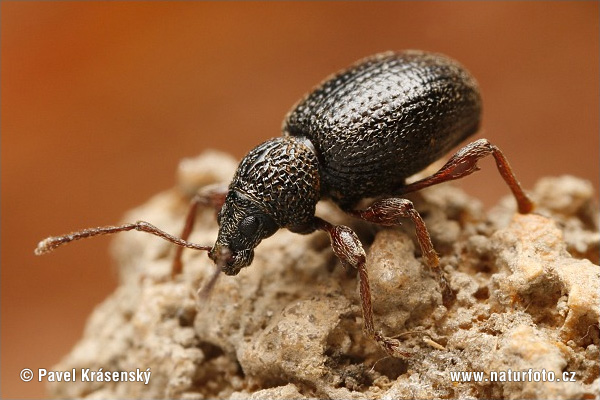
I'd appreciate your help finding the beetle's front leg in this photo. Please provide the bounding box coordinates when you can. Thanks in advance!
[312,217,412,358]
[345,198,453,303]
[172,183,228,276]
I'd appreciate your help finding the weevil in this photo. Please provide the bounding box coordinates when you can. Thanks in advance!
[35,51,533,357]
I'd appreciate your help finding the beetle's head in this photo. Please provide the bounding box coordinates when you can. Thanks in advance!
[209,190,278,275]
[210,137,320,275]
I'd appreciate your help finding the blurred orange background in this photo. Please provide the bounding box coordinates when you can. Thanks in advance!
[2,2,598,398]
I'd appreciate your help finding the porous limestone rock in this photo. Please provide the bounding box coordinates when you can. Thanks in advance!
[49,151,599,399]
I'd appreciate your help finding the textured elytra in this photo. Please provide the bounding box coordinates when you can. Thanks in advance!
[283,51,481,207]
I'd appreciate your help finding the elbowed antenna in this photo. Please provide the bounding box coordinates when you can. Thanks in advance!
[34,221,212,255]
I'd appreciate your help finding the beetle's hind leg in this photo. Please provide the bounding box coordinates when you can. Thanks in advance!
[397,138,534,213]
[172,183,228,277]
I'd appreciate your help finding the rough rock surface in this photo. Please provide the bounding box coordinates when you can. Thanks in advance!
[49,151,599,399]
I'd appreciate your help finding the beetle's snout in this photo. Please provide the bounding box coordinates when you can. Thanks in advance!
[209,244,233,266]
[209,244,253,276]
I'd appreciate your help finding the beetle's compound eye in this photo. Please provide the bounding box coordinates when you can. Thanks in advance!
[261,215,278,238]
[239,215,259,237]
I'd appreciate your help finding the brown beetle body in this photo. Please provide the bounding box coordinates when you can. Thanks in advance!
[215,51,483,273]
[36,51,532,358]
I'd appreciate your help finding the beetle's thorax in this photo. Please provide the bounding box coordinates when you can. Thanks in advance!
[229,136,321,228]
[212,136,320,275]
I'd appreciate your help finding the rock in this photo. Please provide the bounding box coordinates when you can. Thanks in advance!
[48,152,599,399]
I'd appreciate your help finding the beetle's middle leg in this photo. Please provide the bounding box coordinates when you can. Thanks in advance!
[344,198,448,290]
[172,183,228,277]
[311,217,412,358]
[346,197,456,307]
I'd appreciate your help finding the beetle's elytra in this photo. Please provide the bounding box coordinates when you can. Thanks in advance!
[285,51,481,208]
[36,51,533,358]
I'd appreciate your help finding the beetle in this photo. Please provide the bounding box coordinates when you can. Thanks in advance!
[35,50,533,357]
